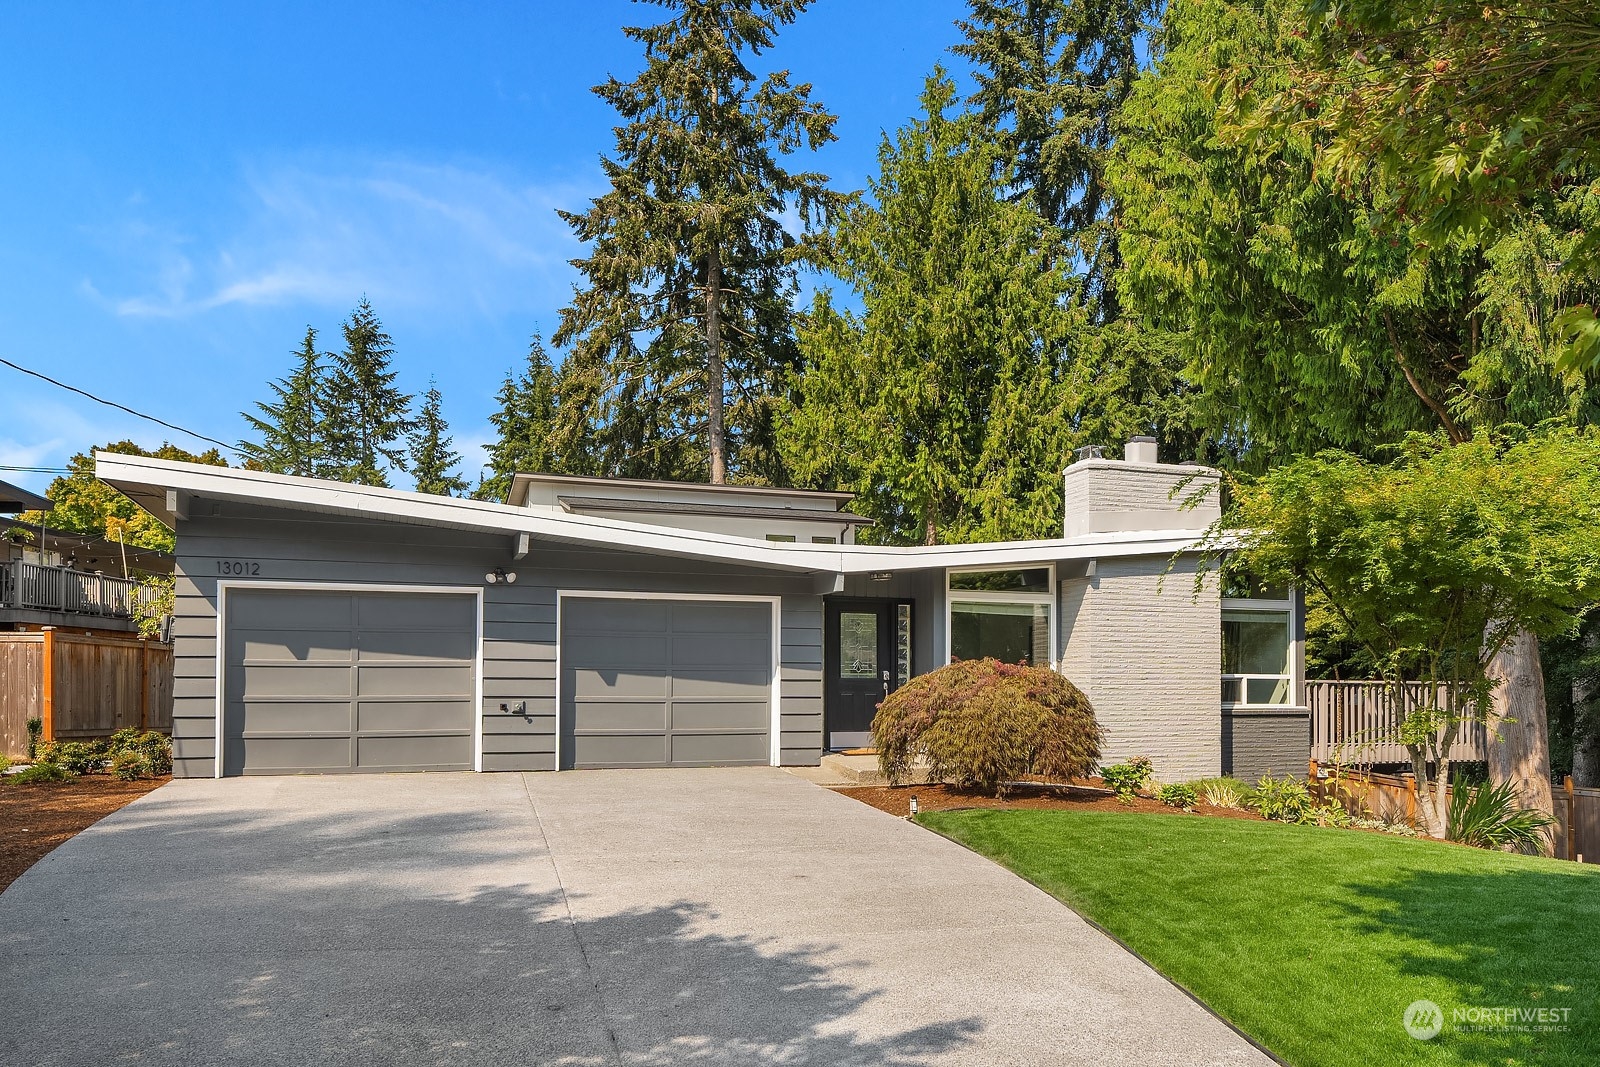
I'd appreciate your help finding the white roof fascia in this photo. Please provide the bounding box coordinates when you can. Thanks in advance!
[94,453,1215,575]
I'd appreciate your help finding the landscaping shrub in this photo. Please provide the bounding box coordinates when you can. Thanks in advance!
[26,716,42,759]
[1247,774,1313,823]
[1099,757,1153,802]
[137,732,173,777]
[110,749,150,781]
[1307,798,1355,828]
[1188,776,1248,809]
[873,658,1102,797]
[1155,783,1198,810]
[0,753,9,773]
[8,762,76,785]
[1446,777,1556,854]
[54,741,107,776]
[34,740,61,765]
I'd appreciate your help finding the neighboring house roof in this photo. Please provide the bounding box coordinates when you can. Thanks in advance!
[0,478,51,514]
[556,494,875,526]
[95,452,1212,575]
[508,472,855,508]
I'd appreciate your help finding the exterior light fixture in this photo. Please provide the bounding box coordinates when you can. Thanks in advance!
[485,567,518,585]
[908,795,919,817]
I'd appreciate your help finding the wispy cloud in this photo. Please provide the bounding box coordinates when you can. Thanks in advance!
[94,157,593,320]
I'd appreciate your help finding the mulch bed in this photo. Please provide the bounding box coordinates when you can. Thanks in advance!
[836,779,1266,821]
[0,775,168,893]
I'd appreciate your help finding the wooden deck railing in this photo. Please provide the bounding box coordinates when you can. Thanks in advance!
[0,560,155,620]
[1308,679,1488,765]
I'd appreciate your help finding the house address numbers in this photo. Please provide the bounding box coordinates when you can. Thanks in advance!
[215,560,261,576]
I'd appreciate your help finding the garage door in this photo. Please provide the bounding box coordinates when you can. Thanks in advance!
[223,589,477,775]
[560,597,773,769]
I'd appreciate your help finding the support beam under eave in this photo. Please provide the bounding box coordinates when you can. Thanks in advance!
[165,489,190,522]
[512,532,531,560]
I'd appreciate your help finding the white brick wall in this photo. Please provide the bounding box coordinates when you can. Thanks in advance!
[1057,553,1221,782]
[1062,460,1220,537]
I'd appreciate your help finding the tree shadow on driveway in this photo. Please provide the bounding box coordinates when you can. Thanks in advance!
[0,782,983,1066]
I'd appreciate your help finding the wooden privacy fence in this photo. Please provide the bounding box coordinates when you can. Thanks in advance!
[0,630,172,756]
[1310,760,1600,863]
[1308,679,1487,765]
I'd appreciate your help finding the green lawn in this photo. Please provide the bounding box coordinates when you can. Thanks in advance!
[919,810,1600,1067]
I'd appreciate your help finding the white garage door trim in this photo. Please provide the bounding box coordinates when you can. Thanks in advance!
[214,581,486,779]
[555,591,783,770]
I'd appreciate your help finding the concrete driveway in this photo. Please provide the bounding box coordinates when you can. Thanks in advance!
[0,769,1272,1066]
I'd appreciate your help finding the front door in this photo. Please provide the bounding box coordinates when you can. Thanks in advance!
[824,598,911,750]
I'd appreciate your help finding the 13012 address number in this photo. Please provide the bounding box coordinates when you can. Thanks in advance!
[215,560,261,576]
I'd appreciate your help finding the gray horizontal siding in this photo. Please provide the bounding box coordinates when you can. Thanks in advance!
[169,501,830,776]
[1222,707,1310,784]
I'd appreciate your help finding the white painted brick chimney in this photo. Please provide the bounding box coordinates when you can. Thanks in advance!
[1062,438,1220,537]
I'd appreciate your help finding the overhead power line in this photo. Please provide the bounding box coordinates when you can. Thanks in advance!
[0,355,242,455]
[0,464,71,473]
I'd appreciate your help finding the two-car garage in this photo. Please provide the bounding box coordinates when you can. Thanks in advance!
[219,587,777,776]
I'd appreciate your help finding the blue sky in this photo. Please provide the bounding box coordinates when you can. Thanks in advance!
[0,0,972,493]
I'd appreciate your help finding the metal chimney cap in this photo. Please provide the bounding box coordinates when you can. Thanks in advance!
[1073,445,1105,462]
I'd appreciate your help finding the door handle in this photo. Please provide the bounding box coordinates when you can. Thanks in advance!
[882,669,891,695]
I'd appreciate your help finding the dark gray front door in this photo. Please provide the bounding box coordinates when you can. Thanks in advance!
[223,589,477,775]
[824,599,911,750]
[559,597,772,769]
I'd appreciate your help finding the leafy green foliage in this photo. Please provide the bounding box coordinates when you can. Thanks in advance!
[1447,777,1557,854]
[1189,776,1248,809]
[324,298,413,487]
[239,326,332,477]
[955,0,1159,321]
[407,381,467,497]
[1098,756,1152,802]
[1155,782,1198,810]
[552,0,841,484]
[872,658,1102,797]
[26,717,41,759]
[1247,773,1313,823]
[781,74,1075,543]
[1215,429,1600,833]
[7,762,75,785]
[20,441,228,553]
[136,575,175,640]
[53,742,105,776]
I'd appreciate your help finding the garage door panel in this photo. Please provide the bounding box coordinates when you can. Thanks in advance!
[564,599,671,633]
[356,593,476,631]
[236,630,354,664]
[564,701,669,731]
[671,700,770,731]
[569,733,670,768]
[231,593,353,629]
[235,664,352,699]
[356,664,474,698]
[224,589,476,775]
[568,667,669,699]
[230,736,353,774]
[669,601,768,632]
[355,699,474,733]
[670,731,768,765]
[227,700,351,736]
[670,633,769,667]
[670,669,773,698]
[566,635,670,670]
[357,733,473,769]
[560,596,771,769]
[356,629,476,662]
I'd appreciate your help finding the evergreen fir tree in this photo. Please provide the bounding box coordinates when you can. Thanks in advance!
[324,298,413,487]
[407,381,468,497]
[955,0,1157,321]
[780,73,1075,545]
[476,333,564,502]
[238,327,329,477]
[552,0,841,484]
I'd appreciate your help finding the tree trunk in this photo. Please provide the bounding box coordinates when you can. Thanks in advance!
[1573,630,1600,788]
[704,249,727,485]
[1485,627,1557,844]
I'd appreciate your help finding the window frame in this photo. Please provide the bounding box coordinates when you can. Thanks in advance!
[944,564,1057,669]
[1220,594,1297,707]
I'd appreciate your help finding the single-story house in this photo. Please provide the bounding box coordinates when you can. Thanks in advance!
[95,438,1308,782]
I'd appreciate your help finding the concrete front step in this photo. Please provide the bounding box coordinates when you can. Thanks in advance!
[818,752,938,786]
